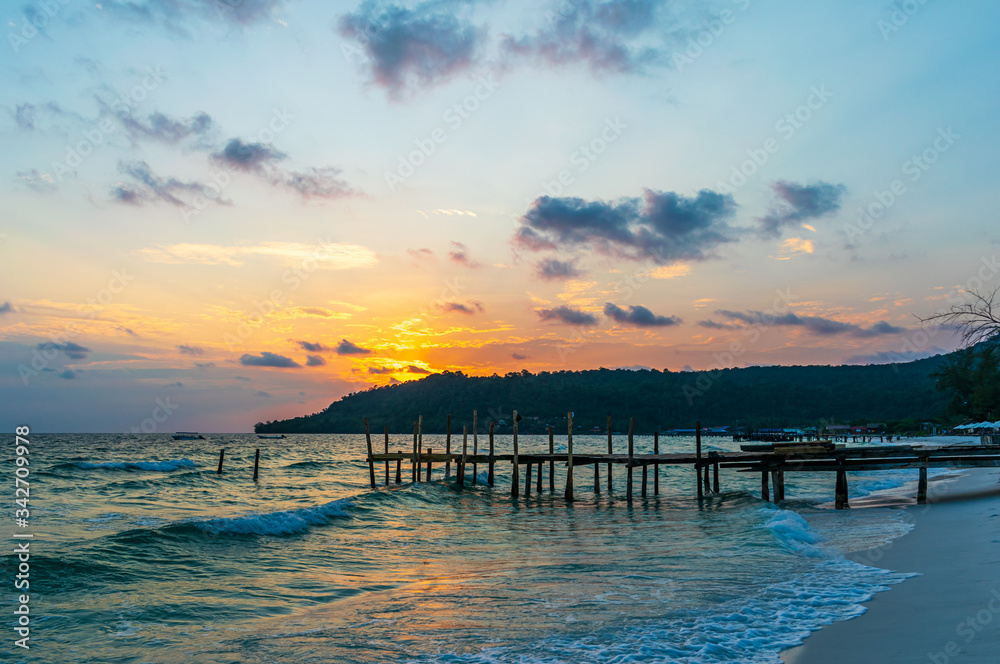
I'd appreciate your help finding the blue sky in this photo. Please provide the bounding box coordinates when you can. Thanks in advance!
[2,0,999,431]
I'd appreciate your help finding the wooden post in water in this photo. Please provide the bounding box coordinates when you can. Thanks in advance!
[537,461,543,493]
[594,460,600,493]
[253,448,261,483]
[565,412,574,502]
[472,410,479,485]
[512,411,520,497]
[696,421,704,500]
[835,465,848,509]
[488,420,496,487]
[641,457,648,498]
[217,448,225,475]
[627,417,635,502]
[425,448,433,482]
[917,464,928,504]
[384,426,390,486]
[445,414,452,478]
[363,418,375,488]
[713,458,720,494]
[653,432,660,496]
[548,426,555,492]
[761,469,770,502]
[417,415,423,483]
[703,461,711,495]
[395,450,402,484]
[606,415,613,493]
[525,457,532,496]
[411,421,418,482]
[460,426,469,487]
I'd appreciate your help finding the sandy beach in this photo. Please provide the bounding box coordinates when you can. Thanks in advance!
[783,460,1000,664]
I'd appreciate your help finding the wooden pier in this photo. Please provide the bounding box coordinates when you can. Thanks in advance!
[363,414,1000,509]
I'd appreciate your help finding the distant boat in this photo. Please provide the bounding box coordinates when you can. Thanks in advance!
[257,434,286,439]
[171,432,205,440]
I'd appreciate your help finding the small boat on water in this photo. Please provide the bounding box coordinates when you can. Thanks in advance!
[172,432,205,440]
[257,434,286,439]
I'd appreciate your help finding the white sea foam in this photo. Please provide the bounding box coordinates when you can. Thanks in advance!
[76,459,196,472]
[762,508,823,556]
[196,498,352,536]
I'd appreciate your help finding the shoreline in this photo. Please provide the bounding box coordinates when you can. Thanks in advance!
[782,465,1000,664]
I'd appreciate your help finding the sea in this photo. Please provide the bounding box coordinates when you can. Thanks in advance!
[3,432,969,663]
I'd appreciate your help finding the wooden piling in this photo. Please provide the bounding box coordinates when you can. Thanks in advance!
[713,459,720,494]
[512,411,520,497]
[426,447,433,482]
[835,467,848,509]
[703,462,711,495]
[384,426,390,486]
[761,469,770,502]
[253,448,261,483]
[363,418,375,488]
[653,432,659,496]
[548,426,555,492]
[411,421,418,482]
[217,448,225,475]
[525,458,532,496]
[606,415,613,493]
[488,420,495,487]
[460,425,469,487]
[445,414,452,478]
[627,417,635,502]
[472,410,479,485]
[696,421,704,500]
[594,461,600,493]
[537,461,543,493]
[641,459,648,498]
[565,412,574,502]
[917,465,928,504]
[417,415,423,482]
[395,450,401,484]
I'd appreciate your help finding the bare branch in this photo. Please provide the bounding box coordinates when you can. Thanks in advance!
[920,287,1000,348]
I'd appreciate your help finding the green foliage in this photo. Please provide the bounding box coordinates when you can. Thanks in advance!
[932,344,1000,421]
[255,353,956,434]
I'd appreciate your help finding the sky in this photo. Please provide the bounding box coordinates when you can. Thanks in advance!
[2,0,999,432]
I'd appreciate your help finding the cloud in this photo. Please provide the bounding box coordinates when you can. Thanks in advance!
[697,319,739,330]
[449,241,480,267]
[210,138,353,200]
[101,0,287,31]
[368,366,394,374]
[711,310,906,338]
[59,369,78,379]
[254,390,272,397]
[298,341,327,352]
[137,241,378,269]
[111,160,221,209]
[844,347,947,365]
[338,1,484,97]
[16,169,57,193]
[114,109,215,146]
[536,258,585,281]
[512,352,528,360]
[0,301,13,314]
[408,247,434,260]
[501,0,666,74]
[537,305,598,326]
[758,181,846,238]
[407,364,431,374]
[195,362,216,369]
[239,351,301,368]
[178,344,204,355]
[441,301,484,315]
[337,338,373,355]
[211,138,287,172]
[516,189,738,264]
[306,354,327,367]
[604,302,681,327]
[37,341,90,360]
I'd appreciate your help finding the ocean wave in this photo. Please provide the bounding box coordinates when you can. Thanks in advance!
[70,459,197,472]
[195,498,353,536]
[761,508,823,557]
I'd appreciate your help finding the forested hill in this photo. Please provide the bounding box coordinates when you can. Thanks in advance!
[255,353,956,434]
